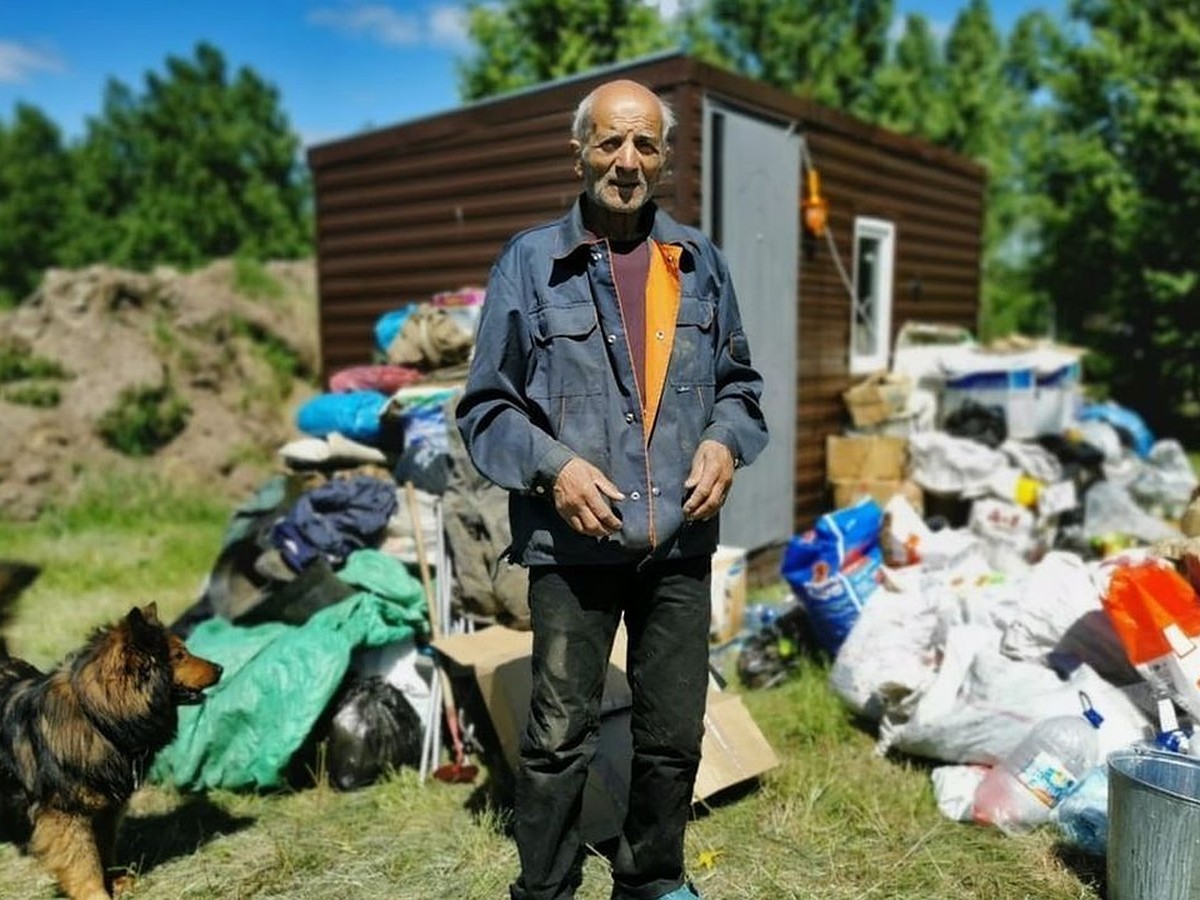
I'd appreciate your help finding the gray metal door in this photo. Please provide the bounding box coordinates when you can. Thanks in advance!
[702,100,800,551]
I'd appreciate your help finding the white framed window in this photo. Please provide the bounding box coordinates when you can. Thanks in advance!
[849,217,896,375]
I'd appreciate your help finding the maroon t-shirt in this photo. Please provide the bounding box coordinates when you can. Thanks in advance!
[609,238,651,406]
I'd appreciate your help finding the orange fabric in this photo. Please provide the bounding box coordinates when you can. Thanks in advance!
[1103,562,1200,665]
[642,241,682,440]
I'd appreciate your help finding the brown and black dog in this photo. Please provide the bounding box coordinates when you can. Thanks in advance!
[0,603,222,899]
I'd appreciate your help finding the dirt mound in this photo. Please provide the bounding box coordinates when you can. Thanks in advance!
[0,259,324,520]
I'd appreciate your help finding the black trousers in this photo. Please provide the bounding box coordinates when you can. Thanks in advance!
[508,558,711,900]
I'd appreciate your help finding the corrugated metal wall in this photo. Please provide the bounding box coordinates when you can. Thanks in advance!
[307,55,985,534]
[791,125,984,524]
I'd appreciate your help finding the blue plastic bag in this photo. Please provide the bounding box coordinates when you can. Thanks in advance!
[373,307,417,354]
[797,547,883,654]
[1052,763,1109,856]
[1078,401,1154,458]
[295,391,389,444]
[781,497,884,654]
[781,497,883,583]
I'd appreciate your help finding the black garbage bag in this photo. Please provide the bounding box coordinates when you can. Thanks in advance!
[944,401,1007,448]
[326,676,424,790]
[735,602,818,689]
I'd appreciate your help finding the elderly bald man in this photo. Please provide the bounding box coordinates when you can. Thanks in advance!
[457,78,768,900]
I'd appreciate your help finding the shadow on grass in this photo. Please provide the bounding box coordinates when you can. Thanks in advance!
[1053,842,1105,896]
[117,794,255,873]
[691,777,764,821]
[464,761,516,836]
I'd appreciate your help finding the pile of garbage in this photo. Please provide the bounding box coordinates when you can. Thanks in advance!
[759,322,1200,857]
[154,285,520,794]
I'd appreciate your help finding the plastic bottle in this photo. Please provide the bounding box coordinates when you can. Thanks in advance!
[1161,624,1200,723]
[972,694,1103,835]
[1152,694,1192,755]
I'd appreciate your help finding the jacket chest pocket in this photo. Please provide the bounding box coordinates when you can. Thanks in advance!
[668,295,717,387]
[528,303,605,399]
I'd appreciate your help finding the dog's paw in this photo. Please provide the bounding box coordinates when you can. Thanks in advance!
[110,872,137,897]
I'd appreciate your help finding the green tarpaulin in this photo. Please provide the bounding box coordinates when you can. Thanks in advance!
[152,549,429,791]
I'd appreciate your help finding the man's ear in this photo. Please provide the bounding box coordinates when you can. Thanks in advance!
[569,139,582,177]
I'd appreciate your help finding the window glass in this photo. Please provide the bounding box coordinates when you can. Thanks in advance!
[850,218,895,374]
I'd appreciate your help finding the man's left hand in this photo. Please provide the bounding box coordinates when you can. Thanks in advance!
[683,439,735,522]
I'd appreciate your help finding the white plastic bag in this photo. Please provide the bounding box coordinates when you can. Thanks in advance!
[907,431,1008,495]
[829,582,940,721]
[879,629,1151,765]
[931,764,989,822]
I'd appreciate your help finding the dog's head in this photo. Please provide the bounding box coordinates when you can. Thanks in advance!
[126,603,222,705]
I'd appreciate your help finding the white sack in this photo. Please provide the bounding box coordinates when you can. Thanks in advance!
[907,431,1008,495]
[878,628,1152,765]
[931,764,989,823]
[829,583,940,721]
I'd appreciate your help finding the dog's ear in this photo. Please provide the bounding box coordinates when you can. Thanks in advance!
[125,606,160,650]
[140,602,161,625]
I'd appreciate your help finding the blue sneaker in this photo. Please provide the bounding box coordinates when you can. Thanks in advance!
[656,884,701,900]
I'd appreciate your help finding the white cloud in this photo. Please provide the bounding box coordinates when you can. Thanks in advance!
[308,3,469,49]
[0,40,64,84]
[428,5,470,48]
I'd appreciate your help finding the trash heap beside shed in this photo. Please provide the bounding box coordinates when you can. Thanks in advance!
[757,316,1200,860]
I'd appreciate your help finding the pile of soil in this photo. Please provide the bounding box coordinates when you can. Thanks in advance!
[0,259,325,521]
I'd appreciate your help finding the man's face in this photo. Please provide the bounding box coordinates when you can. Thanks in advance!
[573,87,666,215]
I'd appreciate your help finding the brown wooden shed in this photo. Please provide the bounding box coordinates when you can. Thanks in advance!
[306,51,985,550]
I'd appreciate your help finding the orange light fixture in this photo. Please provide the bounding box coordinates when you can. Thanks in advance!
[802,166,828,237]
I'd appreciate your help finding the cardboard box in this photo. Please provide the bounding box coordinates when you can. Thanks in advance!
[842,372,912,427]
[433,625,779,843]
[825,435,907,482]
[826,435,915,512]
[710,545,747,644]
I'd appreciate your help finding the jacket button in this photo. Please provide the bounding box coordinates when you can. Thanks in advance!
[607,334,616,344]
[535,485,545,494]
[655,330,665,340]
[630,491,641,500]
[651,486,661,497]
[624,412,635,424]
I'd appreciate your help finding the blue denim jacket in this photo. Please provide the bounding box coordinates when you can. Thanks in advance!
[456,197,768,566]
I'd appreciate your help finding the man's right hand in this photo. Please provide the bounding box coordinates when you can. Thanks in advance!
[552,457,625,537]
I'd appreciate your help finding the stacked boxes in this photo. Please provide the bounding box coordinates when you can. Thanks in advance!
[825,434,913,511]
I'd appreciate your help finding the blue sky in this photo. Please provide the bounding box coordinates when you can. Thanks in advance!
[1,0,1059,150]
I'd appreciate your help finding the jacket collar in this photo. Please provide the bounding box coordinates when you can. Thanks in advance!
[552,193,699,260]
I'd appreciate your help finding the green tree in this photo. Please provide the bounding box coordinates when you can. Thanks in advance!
[63,42,310,270]
[874,14,950,142]
[983,9,1066,339]
[1033,0,1200,436]
[457,0,674,101]
[683,0,894,116]
[0,104,72,304]
[942,0,1007,159]
[937,0,1053,342]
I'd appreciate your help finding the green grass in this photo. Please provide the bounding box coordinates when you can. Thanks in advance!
[0,479,1104,900]
[229,315,311,402]
[0,338,68,383]
[1,382,61,407]
[232,256,285,301]
[95,382,193,457]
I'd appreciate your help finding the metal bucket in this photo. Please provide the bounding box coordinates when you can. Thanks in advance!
[1108,749,1200,899]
